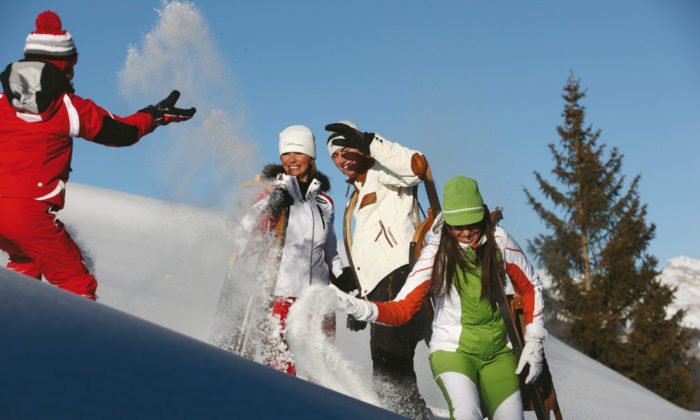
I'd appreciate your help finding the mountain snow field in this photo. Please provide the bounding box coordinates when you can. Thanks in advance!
[661,256,700,331]
[0,183,696,419]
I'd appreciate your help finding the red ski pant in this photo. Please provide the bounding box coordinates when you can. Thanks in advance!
[0,198,97,299]
[267,297,298,376]
[266,296,336,376]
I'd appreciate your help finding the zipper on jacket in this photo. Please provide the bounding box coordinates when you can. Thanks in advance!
[317,204,325,230]
[309,200,314,285]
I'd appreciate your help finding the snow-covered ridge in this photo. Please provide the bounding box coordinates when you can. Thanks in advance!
[660,256,700,330]
[0,183,696,419]
[0,266,400,419]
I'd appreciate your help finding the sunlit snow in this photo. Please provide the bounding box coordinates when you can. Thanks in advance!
[0,183,695,419]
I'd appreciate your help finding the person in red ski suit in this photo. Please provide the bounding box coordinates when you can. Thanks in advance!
[0,10,196,300]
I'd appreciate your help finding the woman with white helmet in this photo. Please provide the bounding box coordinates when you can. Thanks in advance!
[250,124,349,376]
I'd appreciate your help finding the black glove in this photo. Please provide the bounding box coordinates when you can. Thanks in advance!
[139,90,196,126]
[325,122,375,155]
[330,267,357,293]
[346,314,367,332]
[266,186,293,217]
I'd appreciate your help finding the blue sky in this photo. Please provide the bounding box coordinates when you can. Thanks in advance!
[2,1,698,265]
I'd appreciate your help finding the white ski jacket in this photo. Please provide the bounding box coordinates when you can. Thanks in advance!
[247,169,344,298]
[347,134,423,297]
[369,218,546,353]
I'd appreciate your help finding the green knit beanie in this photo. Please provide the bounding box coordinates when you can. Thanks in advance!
[442,176,485,226]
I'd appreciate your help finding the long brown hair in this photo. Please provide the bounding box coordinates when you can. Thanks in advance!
[429,205,502,311]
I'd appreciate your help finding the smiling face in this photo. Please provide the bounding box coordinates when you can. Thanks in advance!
[447,221,484,245]
[280,152,314,182]
[331,147,369,178]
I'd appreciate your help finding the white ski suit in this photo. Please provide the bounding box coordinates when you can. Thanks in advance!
[245,167,344,298]
[347,134,422,297]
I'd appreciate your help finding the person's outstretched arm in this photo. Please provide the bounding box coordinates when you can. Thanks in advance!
[72,90,196,147]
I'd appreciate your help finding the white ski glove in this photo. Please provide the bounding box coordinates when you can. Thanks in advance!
[515,324,547,384]
[329,284,377,322]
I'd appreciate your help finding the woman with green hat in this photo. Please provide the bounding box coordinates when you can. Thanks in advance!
[332,176,546,420]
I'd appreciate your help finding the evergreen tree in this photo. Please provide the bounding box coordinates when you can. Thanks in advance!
[524,74,695,407]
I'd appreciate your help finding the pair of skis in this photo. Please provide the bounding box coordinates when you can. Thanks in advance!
[211,204,288,359]
[490,210,563,420]
[235,209,288,357]
[342,190,363,296]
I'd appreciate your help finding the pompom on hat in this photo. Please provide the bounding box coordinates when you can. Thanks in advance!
[442,176,486,226]
[24,10,78,61]
[279,125,316,159]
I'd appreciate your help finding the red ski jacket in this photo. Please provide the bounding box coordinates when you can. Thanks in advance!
[0,60,155,208]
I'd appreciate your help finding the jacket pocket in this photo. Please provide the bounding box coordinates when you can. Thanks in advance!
[374,220,398,248]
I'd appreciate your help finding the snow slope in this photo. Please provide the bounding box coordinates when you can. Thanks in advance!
[0,183,695,419]
[0,267,400,419]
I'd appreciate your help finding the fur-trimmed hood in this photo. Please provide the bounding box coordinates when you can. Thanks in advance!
[260,163,331,193]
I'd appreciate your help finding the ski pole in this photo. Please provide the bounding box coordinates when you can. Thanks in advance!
[342,190,366,299]
[235,295,255,355]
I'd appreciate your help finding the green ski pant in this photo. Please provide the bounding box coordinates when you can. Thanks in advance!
[430,347,523,420]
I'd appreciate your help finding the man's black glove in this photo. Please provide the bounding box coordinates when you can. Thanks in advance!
[325,122,375,155]
[346,314,368,332]
[266,186,293,217]
[139,90,196,126]
[330,267,357,293]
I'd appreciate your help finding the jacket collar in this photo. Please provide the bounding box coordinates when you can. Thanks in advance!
[277,173,321,202]
[260,163,331,193]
